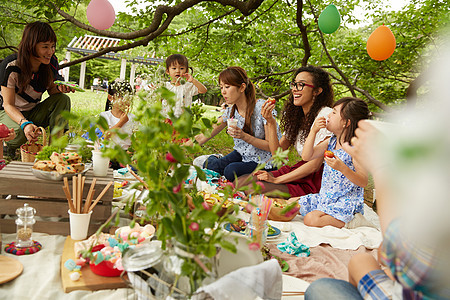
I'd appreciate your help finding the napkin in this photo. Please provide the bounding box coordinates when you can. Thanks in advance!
[277,232,310,257]
[192,259,282,300]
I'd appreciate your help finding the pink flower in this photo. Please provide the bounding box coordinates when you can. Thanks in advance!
[202,202,212,210]
[172,184,182,194]
[285,205,300,218]
[248,242,260,251]
[226,182,235,189]
[256,181,265,190]
[166,152,177,163]
[189,222,199,231]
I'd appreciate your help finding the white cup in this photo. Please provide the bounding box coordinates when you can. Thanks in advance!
[92,150,110,177]
[227,118,238,128]
[68,210,93,240]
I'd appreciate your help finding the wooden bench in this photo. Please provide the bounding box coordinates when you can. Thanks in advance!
[0,161,114,236]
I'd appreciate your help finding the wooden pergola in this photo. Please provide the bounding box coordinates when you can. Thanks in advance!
[63,35,164,89]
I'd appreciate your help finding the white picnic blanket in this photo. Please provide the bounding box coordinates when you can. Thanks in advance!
[238,204,382,250]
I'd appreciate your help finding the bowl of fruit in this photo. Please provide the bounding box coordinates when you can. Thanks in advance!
[268,198,299,222]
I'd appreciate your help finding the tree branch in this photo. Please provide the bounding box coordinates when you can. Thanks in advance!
[297,0,311,66]
[48,0,264,66]
[307,0,356,97]
[161,8,237,37]
[50,0,263,40]
[328,73,390,111]
[252,68,297,80]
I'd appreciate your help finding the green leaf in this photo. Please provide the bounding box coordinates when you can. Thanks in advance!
[219,239,237,253]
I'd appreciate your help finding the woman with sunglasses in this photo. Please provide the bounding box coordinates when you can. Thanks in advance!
[237,65,334,198]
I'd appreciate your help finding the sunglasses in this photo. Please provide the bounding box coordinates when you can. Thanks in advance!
[289,81,315,91]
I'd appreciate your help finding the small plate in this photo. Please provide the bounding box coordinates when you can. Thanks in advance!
[266,225,281,239]
[224,223,281,238]
[31,163,91,181]
[224,222,246,235]
[113,189,131,201]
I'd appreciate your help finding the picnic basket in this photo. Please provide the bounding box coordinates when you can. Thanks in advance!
[20,127,47,162]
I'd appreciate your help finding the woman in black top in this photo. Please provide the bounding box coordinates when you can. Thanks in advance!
[0,21,74,158]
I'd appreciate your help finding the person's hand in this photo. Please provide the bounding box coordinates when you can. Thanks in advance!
[227,125,245,139]
[287,197,300,205]
[119,111,129,124]
[182,73,193,82]
[255,170,276,183]
[261,99,276,123]
[1,128,16,142]
[57,84,75,93]
[311,117,326,133]
[24,124,40,142]
[324,155,346,172]
[342,120,384,175]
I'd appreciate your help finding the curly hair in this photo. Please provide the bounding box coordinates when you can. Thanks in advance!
[218,66,256,135]
[281,66,334,145]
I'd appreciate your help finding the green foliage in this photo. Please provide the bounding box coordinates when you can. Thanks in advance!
[35,145,62,161]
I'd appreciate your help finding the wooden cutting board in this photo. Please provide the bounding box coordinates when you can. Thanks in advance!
[0,255,23,284]
[60,236,128,292]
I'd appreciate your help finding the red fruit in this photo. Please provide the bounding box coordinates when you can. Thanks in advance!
[266,97,276,105]
[324,150,335,158]
[0,123,9,138]
[121,180,129,187]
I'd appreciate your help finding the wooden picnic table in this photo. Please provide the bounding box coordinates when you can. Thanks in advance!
[0,161,114,236]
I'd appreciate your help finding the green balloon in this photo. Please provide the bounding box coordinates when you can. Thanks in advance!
[318,4,341,34]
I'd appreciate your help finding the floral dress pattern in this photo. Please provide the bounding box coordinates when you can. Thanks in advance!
[222,99,282,169]
[298,135,364,223]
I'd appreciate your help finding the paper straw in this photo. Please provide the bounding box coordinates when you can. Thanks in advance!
[77,174,82,213]
[72,176,77,213]
[63,178,75,213]
[83,178,96,213]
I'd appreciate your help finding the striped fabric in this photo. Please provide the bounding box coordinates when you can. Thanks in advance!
[379,219,437,299]
[358,269,395,300]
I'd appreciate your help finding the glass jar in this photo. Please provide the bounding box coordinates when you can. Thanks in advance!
[245,212,268,246]
[122,241,166,299]
[156,239,218,298]
[15,203,36,248]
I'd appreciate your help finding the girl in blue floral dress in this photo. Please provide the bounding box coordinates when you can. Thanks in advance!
[289,97,370,228]
[195,66,282,181]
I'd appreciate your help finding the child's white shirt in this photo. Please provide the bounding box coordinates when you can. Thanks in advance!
[295,106,333,157]
[99,111,139,150]
[162,81,199,118]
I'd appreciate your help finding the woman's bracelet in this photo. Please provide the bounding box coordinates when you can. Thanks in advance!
[18,118,26,126]
[20,121,34,131]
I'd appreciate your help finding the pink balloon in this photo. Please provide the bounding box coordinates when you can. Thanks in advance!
[86,0,116,30]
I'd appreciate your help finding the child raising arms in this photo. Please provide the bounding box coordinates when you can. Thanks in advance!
[289,97,370,228]
[163,54,207,118]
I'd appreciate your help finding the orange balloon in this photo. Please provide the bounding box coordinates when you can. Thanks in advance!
[366,25,396,61]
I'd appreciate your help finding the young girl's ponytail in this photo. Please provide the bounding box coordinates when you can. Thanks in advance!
[334,97,370,145]
[218,66,256,135]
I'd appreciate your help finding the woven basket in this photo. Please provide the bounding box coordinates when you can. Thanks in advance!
[20,127,47,162]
